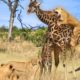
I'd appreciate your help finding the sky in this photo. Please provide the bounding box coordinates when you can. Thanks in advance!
[0,0,80,28]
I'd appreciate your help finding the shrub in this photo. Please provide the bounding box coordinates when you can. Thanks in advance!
[20,27,47,47]
[0,26,47,47]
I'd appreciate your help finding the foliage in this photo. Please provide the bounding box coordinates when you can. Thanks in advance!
[26,27,47,47]
[12,26,20,38]
[0,26,47,47]
[0,26,8,39]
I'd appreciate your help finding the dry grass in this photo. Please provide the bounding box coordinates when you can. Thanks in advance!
[0,39,80,80]
[0,40,40,63]
[0,40,39,54]
[0,39,41,80]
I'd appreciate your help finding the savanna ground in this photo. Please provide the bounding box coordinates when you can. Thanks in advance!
[0,38,80,80]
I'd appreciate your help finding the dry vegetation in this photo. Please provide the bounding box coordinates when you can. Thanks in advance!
[0,39,40,63]
[0,39,41,80]
[0,39,80,80]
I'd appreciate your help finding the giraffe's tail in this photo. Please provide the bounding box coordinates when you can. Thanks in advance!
[69,66,80,73]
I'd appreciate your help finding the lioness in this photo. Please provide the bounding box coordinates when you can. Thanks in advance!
[0,64,19,80]
[7,58,39,71]
[54,7,80,47]
[7,58,39,80]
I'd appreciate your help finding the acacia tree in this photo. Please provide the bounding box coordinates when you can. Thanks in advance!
[1,0,23,41]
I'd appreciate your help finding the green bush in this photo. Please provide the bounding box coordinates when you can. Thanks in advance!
[20,27,47,47]
[12,26,20,38]
[0,26,47,47]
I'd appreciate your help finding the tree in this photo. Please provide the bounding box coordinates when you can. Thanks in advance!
[1,0,23,41]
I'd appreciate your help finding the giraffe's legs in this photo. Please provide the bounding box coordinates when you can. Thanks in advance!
[63,61,68,80]
[48,56,52,80]
[62,49,68,80]
[53,66,58,80]
[70,47,77,80]
[39,44,52,80]
[39,59,46,80]
[39,57,52,80]
[48,55,52,73]
[53,44,60,80]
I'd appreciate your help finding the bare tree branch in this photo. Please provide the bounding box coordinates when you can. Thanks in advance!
[8,0,12,11]
[1,0,12,10]
[17,10,28,30]
[19,4,24,9]
[0,0,8,4]
[17,10,36,31]
[28,25,38,30]
[12,0,19,13]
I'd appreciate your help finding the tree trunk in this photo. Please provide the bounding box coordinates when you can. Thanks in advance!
[8,12,14,41]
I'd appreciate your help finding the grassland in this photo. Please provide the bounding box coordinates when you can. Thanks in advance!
[0,40,40,63]
[0,39,80,80]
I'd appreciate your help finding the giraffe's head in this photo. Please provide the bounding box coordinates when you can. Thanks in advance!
[27,0,40,13]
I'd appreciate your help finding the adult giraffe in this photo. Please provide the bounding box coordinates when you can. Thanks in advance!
[27,0,79,80]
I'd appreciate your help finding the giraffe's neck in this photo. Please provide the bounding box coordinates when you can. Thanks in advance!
[35,7,53,25]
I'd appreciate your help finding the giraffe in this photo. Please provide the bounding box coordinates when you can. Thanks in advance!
[27,0,61,27]
[27,0,61,73]
[39,23,75,79]
[27,0,78,80]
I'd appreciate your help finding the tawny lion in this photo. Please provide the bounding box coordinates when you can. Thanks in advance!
[7,58,39,80]
[54,7,80,47]
[0,64,19,80]
[7,57,39,71]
